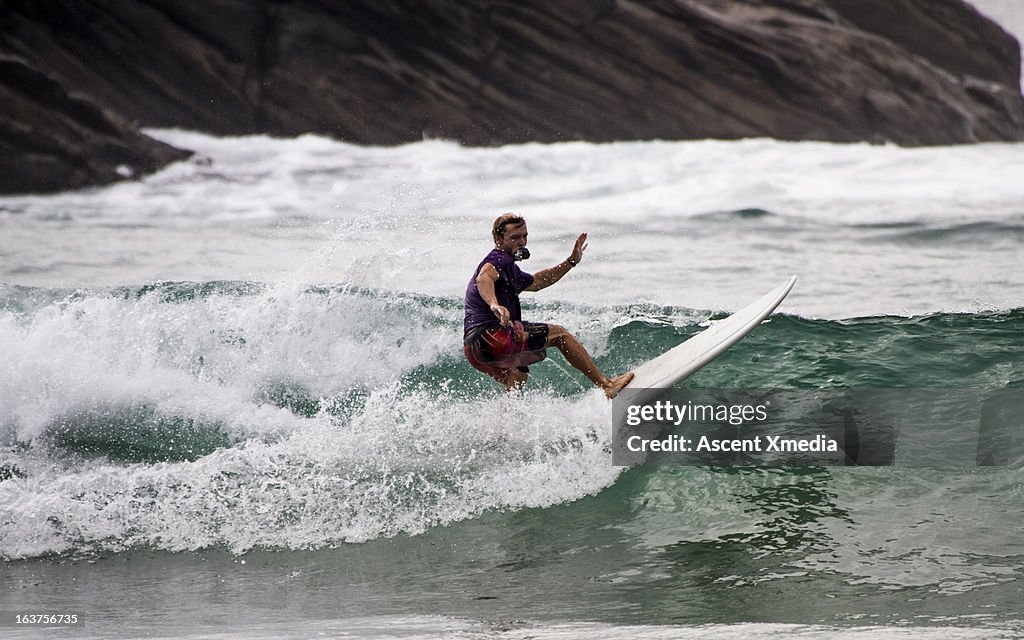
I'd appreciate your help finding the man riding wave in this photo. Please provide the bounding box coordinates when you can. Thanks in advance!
[463,213,634,398]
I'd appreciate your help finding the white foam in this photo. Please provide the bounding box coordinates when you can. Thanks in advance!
[0,281,640,558]
[6,132,1022,228]
[3,131,1023,316]
[0,381,622,558]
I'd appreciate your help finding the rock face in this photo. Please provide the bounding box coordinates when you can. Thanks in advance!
[825,0,1021,90]
[0,56,190,194]
[1,0,1023,194]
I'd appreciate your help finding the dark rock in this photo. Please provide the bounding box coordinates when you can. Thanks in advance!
[1,0,1023,194]
[0,55,190,195]
[825,0,1021,91]
[1,0,267,132]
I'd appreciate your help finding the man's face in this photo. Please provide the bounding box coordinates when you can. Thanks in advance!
[497,223,528,255]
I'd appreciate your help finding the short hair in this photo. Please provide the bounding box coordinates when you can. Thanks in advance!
[492,213,525,242]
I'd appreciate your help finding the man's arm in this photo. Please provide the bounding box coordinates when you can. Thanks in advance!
[524,233,587,292]
[476,262,511,326]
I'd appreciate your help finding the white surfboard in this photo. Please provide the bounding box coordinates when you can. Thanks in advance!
[624,275,797,392]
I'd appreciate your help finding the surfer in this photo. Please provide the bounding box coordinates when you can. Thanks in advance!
[464,213,634,398]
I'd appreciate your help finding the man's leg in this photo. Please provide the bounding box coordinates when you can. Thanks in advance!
[546,324,633,399]
[466,336,530,392]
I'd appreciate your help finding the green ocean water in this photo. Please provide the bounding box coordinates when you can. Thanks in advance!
[3,131,1024,637]
[2,282,1023,638]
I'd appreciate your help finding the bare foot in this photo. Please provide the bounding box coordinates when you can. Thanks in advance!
[602,372,635,399]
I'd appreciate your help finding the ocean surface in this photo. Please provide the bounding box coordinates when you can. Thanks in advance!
[2,125,1024,639]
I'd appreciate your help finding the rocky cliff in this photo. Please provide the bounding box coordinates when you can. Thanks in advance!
[0,55,189,194]
[2,0,1022,194]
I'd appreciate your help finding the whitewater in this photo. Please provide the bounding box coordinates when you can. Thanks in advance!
[3,131,1023,317]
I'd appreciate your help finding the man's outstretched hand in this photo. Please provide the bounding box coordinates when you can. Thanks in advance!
[570,232,588,265]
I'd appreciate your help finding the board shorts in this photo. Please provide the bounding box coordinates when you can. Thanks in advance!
[464,321,549,385]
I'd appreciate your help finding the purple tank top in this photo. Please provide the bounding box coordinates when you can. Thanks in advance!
[464,249,534,334]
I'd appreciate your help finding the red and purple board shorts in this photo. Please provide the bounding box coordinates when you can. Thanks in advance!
[464,322,549,385]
